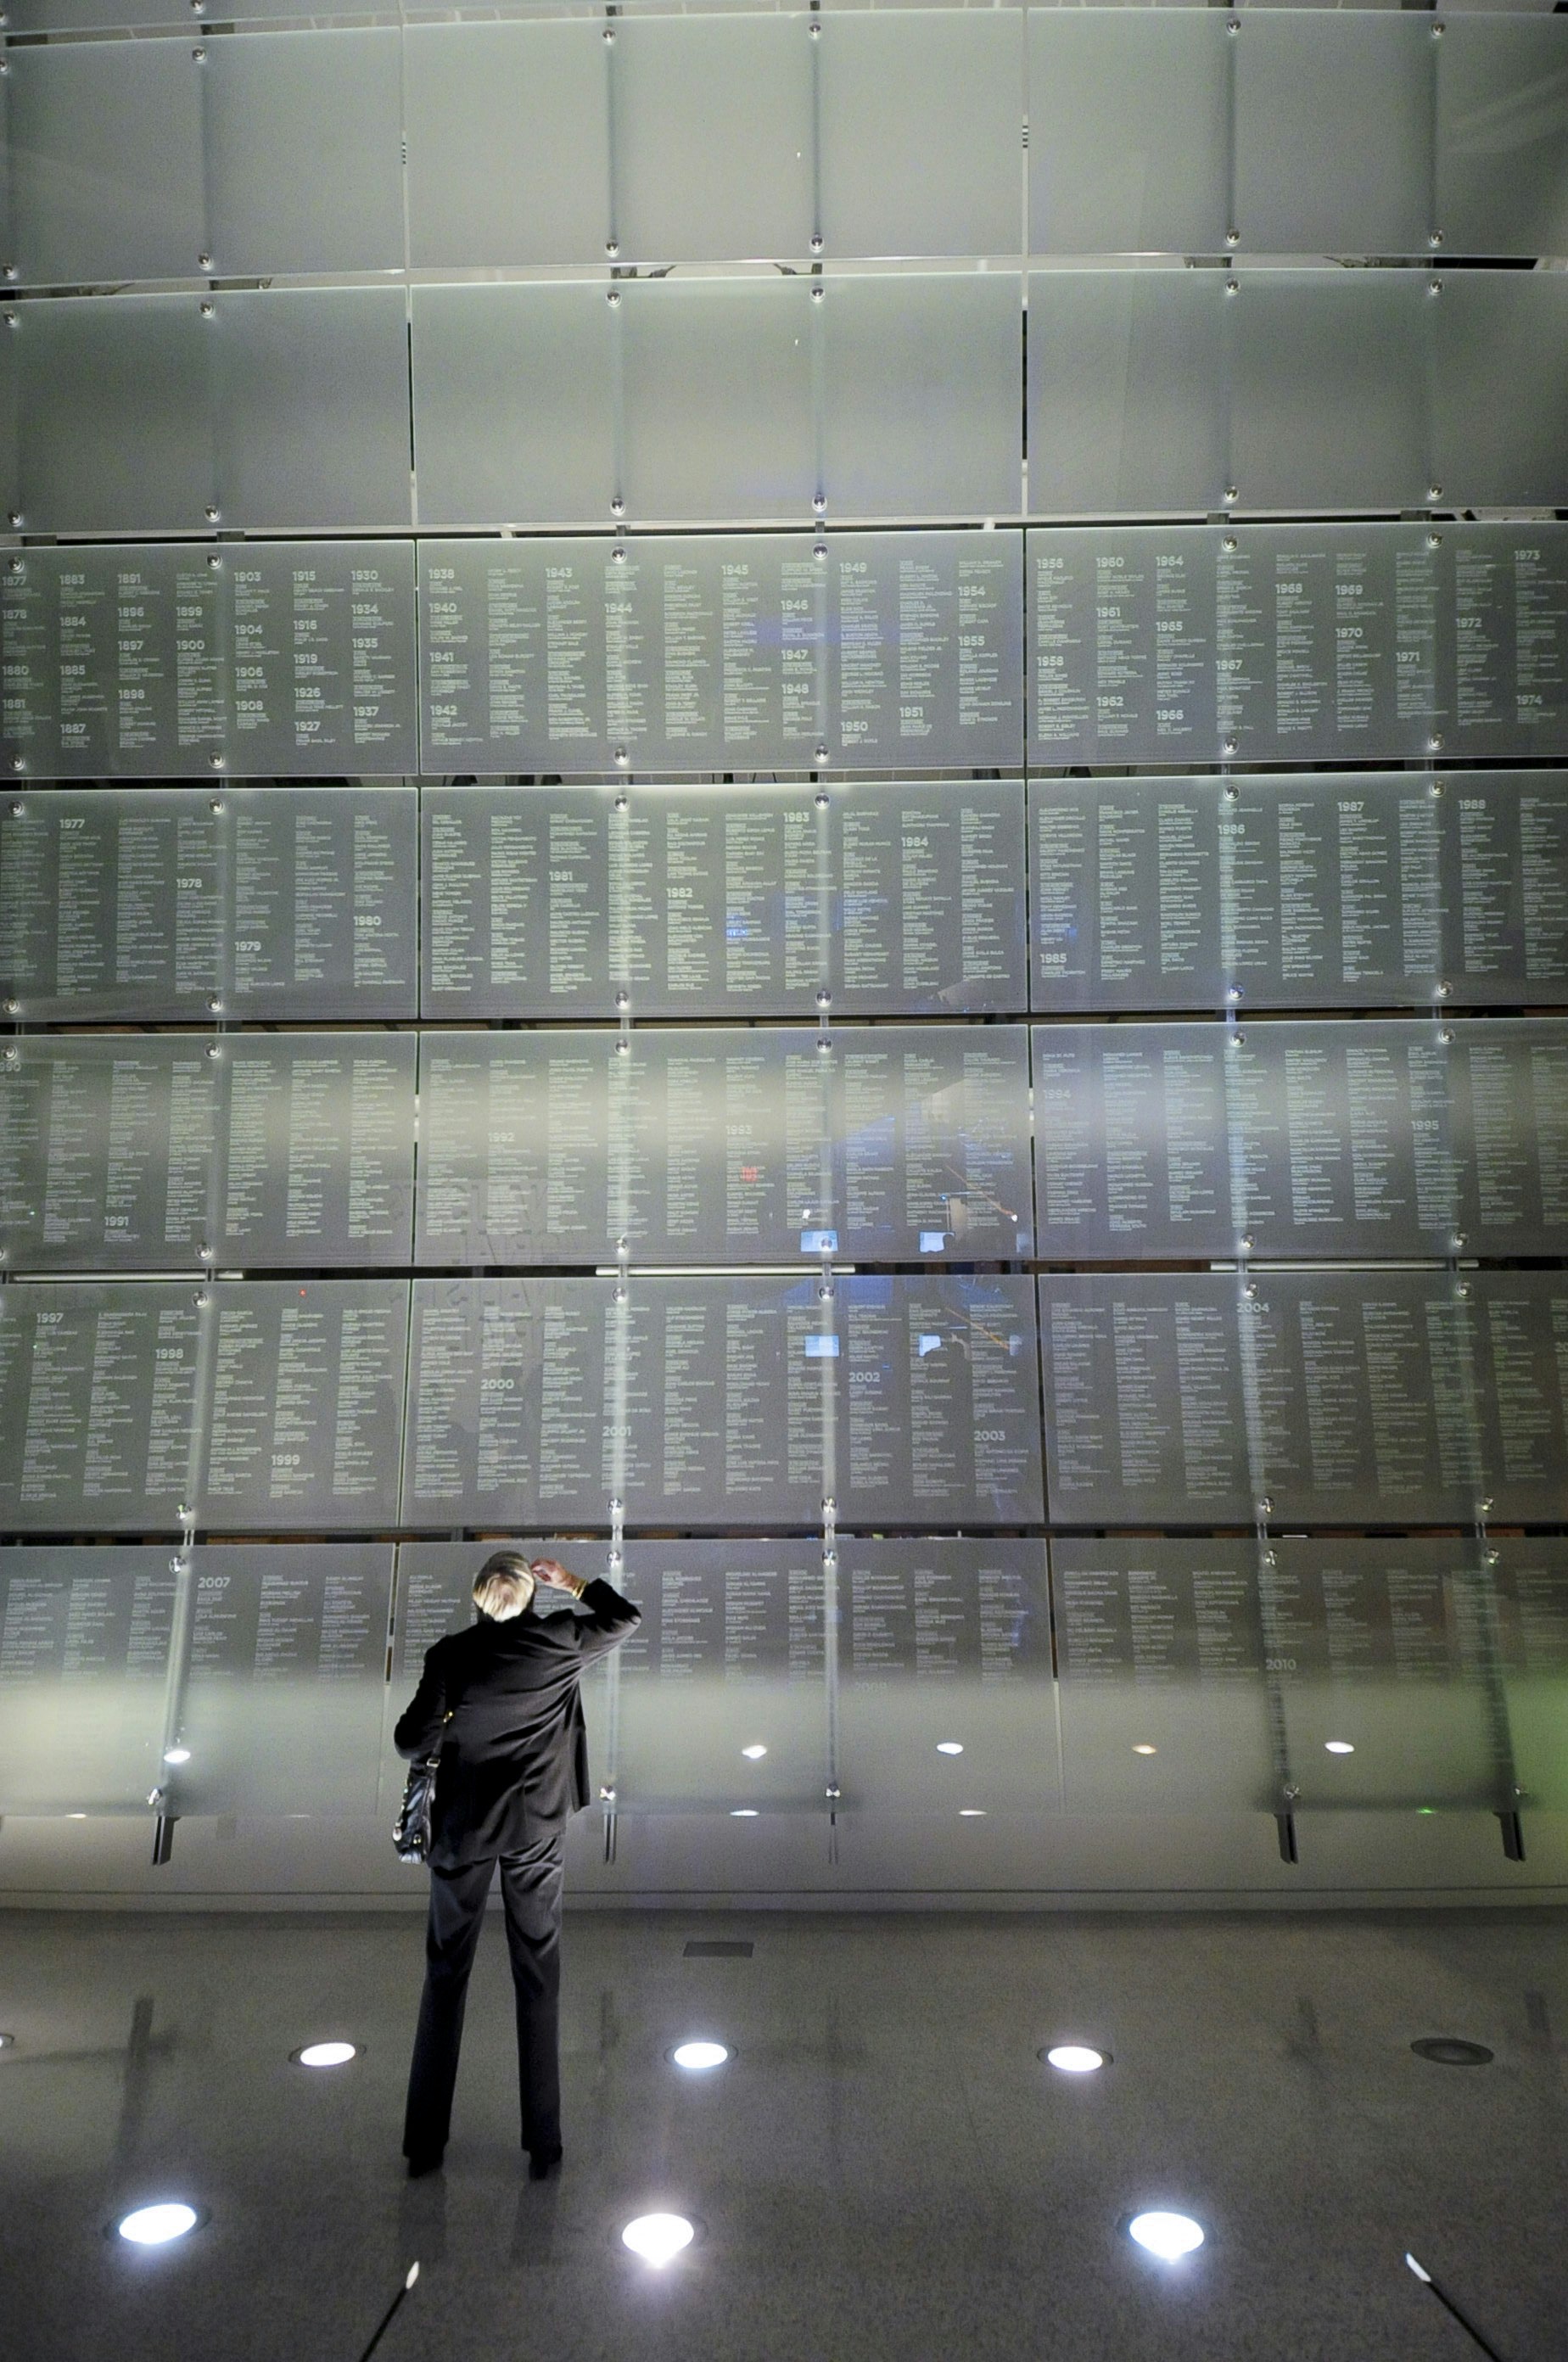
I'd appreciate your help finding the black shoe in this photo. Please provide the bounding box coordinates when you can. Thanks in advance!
[406,2149,444,2180]
[526,2147,563,2181]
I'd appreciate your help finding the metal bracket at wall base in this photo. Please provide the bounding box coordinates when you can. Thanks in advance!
[1497,1811,1526,1864]
[1275,1811,1300,1866]
[151,1814,178,1868]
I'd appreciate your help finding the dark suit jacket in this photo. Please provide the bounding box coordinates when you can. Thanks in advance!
[394,1581,640,1868]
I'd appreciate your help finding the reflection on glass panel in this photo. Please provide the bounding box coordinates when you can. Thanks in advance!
[204,29,404,277]
[1028,270,1225,517]
[1052,1540,1274,1815]
[1434,271,1568,512]
[1234,12,1432,257]
[411,284,614,530]
[1028,8,1229,256]
[8,37,204,287]
[1493,1540,1568,1815]
[8,0,386,20]
[1448,1021,1568,1260]
[610,14,814,263]
[165,1545,394,1818]
[1263,1541,1501,1813]
[837,1540,1056,1816]
[822,273,1022,520]
[598,1542,826,1814]
[816,9,1022,260]
[0,1548,174,1814]
[15,295,214,535]
[1229,271,1428,513]
[1436,17,1568,259]
[406,20,609,269]
[619,277,815,523]
[1471,1273,1568,1526]
[213,288,412,532]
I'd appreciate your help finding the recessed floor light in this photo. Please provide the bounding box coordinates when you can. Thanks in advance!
[115,2202,201,2247]
[1133,1744,1157,1756]
[621,2213,695,2267]
[740,1744,768,1760]
[936,1741,964,1755]
[1127,2209,1205,2260]
[958,1807,986,1817]
[0,2033,14,2051]
[294,2041,358,2069]
[670,2040,730,2072]
[1044,2044,1110,2074]
[1411,2037,1493,2068]
[1324,1739,1355,1755]
[67,1812,87,1820]
[729,1808,758,1818]
[161,1747,191,1766]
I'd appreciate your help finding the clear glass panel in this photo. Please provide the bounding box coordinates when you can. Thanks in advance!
[406,20,610,269]
[817,9,1023,261]
[15,294,215,535]
[1494,1539,1568,1813]
[611,13,814,263]
[1028,269,1225,516]
[224,787,419,1021]
[822,271,1022,521]
[1447,1020,1568,1259]
[0,1283,205,1533]
[1229,270,1428,512]
[209,1034,417,1268]
[8,36,204,286]
[411,283,614,529]
[1434,270,1568,512]
[1234,12,1433,257]
[619,277,815,524]
[1436,17,1568,259]
[214,288,411,532]
[0,1548,174,1815]
[1028,8,1230,256]
[204,27,404,277]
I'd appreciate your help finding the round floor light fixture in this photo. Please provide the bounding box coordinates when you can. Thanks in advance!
[729,1807,758,1818]
[1126,2209,1205,2261]
[1324,1739,1355,1755]
[670,2040,730,2072]
[293,2040,359,2069]
[114,2202,204,2247]
[161,1746,192,1766]
[936,1741,964,1755]
[1411,2037,1493,2068]
[621,2213,696,2267]
[1043,2043,1110,2074]
[740,1744,768,1760]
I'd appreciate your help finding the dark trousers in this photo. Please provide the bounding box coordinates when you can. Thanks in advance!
[403,1831,566,2162]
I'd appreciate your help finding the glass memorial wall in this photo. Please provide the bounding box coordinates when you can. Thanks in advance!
[1,3,1565,1895]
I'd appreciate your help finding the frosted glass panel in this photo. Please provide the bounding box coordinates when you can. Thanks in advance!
[1028,269,1225,517]
[412,284,614,529]
[15,295,214,535]
[214,288,411,532]
[823,273,1022,520]
[1028,9,1229,256]
[8,38,204,287]
[1434,271,1568,511]
[1229,271,1428,513]
[0,1550,173,1816]
[1436,17,1568,258]
[204,28,404,277]
[619,277,815,524]
[817,9,1022,260]
[1235,12,1433,257]
[406,20,609,269]
[611,14,814,263]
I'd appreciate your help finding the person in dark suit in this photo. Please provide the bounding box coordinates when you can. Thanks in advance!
[395,1548,640,2180]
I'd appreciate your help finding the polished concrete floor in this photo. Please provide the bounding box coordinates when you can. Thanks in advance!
[0,1905,1562,2362]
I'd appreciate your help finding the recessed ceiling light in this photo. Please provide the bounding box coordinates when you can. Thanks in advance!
[730,1807,758,1818]
[67,1812,87,1820]
[294,2041,358,2069]
[1324,1740,1355,1755]
[958,1808,986,1817]
[671,2040,730,2072]
[621,2213,695,2267]
[1044,2044,1110,2074]
[115,2202,201,2247]
[161,1747,192,1766]
[1127,2210,1205,2260]
[1133,1744,1157,1756]
[936,1741,964,1755]
[741,1744,768,1760]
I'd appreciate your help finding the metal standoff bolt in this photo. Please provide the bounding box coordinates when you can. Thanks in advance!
[1225,983,1243,1003]
[3,999,17,1016]
[609,1497,624,1518]
[815,788,830,809]
[810,235,825,255]
[1224,282,1239,299]
[1240,1234,1254,1252]
[205,1044,221,1059]
[198,253,213,271]
[823,1550,837,1570]
[613,747,630,766]
[207,553,222,570]
[813,493,827,515]
[610,497,624,517]
[1223,782,1239,802]
[615,989,630,1010]
[9,758,25,775]
[1222,738,1238,757]
[602,24,614,38]
[1227,16,1240,31]
[6,512,20,529]
[1483,1549,1499,1569]
[1428,232,1443,250]
[1454,1279,1470,1299]
[207,994,223,1012]
[1427,734,1443,753]
[612,1285,626,1305]
[816,1035,832,1055]
[815,988,832,1009]
[814,544,828,563]
[614,1038,630,1055]
[1223,486,1239,504]
[1480,1497,1493,1517]
[1261,1549,1277,1568]
[1426,533,1442,550]
[1427,280,1442,299]
[1435,979,1451,998]
[1229,1028,1246,1049]
[1222,536,1237,554]
[1427,485,1442,502]
[821,1496,836,1517]
[605,241,619,258]
[607,289,620,307]
[1437,1028,1453,1046]
[198,1244,215,1262]
[810,285,825,304]
[204,506,221,523]
[3,305,17,321]
[826,1785,841,1801]
[818,1283,833,1301]
[199,301,214,318]
[617,1234,630,1257]
[1429,779,1443,797]
[209,798,224,814]
[3,1045,16,1063]
[210,752,226,770]
[613,791,629,811]
[610,546,626,563]
[1450,1229,1464,1250]
[1244,1279,1258,1300]
[1431,17,1444,33]
[809,17,821,33]
[1283,1783,1300,1803]
[1257,1496,1273,1516]
[8,802,22,818]
[193,46,204,61]
[1225,231,1240,249]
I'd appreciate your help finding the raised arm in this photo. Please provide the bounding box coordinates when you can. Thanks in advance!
[531,1558,641,1665]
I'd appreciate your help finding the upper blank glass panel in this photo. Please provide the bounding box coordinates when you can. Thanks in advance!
[1436,16,1568,258]
[1234,12,1434,257]
[1028,10,1229,256]
[15,295,214,534]
[1434,270,1568,510]
[203,28,404,277]
[214,288,412,531]
[816,10,1022,260]
[822,272,1022,521]
[7,39,204,287]
[412,284,614,529]
[1028,269,1225,516]
[610,14,814,263]
[405,20,610,269]
[1229,269,1429,513]
[619,277,815,523]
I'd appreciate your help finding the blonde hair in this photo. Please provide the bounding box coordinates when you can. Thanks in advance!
[473,1551,536,1622]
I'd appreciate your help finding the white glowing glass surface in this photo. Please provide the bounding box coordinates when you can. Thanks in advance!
[621,2214,695,2266]
[1228,271,1428,513]
[8,37,204,288]
[1436,17,1568,258]
[213,288,412,532]
[117,2204,199,2246]
[1028,270,1225,517]
[611,14,813,264]
[619,276,815,523]
[406,20,610,268]
[671,2041,729,2072]
[412,283,614,529]
[1433,271,1568,512]
[822,272,1022,519]
[1234,11,1433,256]
[14,295,213,535]
[1028,10,1229,255]
[1128,2211,1204,2261]
[204,29,404,276]
[1046,2046,1106,2074]
[297,2042,357,2068]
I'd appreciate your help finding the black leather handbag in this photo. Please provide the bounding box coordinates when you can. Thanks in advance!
[393,1755,440,1866]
